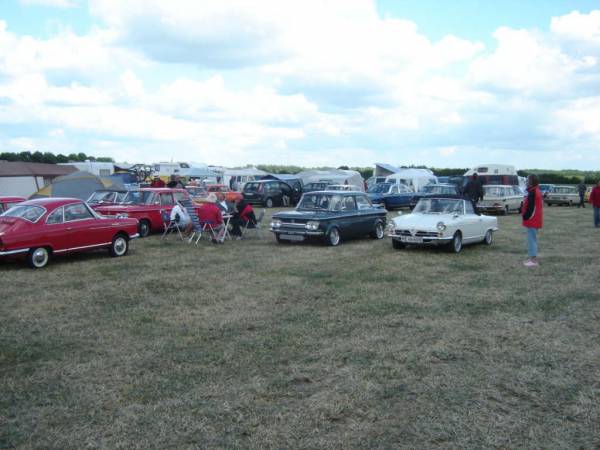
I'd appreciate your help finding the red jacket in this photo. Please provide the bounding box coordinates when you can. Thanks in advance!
[197,202,223,225]
[239,203,254,222]
[522,186,543,229]
[150,179,165,188]
[589,186,600,207]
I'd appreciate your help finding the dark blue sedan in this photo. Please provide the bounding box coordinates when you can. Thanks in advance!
[270,191,387,246]
[367,182,414,210]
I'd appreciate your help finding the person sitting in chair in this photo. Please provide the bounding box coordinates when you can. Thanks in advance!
[197,193,225,243]
[170,200,193,236]
[230,198,257,239]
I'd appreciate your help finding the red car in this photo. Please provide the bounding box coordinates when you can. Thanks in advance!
[94,188,190,237]
[206,185,243,202]
[0,196,26,213]
[0,198,139,269]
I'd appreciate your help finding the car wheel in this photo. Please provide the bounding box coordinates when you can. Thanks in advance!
[138,219,150,238]
[483,229,493,246]
[503,205,509,215]
[109,234,129,257]
[392,239,405,250]
[265,198,274,208]
[370,221,385,239]
[27,247,50,269]
[448,231,462,253]
[326,227,341,246]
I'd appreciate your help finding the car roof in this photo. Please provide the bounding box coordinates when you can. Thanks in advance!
[484,184,516,188]
[19,197,85,207]
[305,190,365,195]
[416,195,464,200]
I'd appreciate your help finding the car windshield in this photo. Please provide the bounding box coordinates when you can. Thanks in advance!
[88,191,116,203]
[120,191,155,205]
[297,193,344,211]
[367,183,392,194]
[244,182,262,193]
[420,185,454,195]
[0,205,45,222]
[413,198,463,214]
[484,187,506,197]
[186,187,207,196]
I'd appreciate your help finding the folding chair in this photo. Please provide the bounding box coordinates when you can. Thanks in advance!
[161,209,183,240]
[179,198,203,245]
[243,209,265,238]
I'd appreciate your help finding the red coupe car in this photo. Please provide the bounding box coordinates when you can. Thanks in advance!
[94,188,190,237]
[0,198,139,269]
[0,196,26,213]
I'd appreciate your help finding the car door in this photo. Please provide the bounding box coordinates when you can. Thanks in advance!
[44,206,71,251]
[461,200,484,242]
[337,195,360,237]
[355,194,379,233]
[63,202,102,249]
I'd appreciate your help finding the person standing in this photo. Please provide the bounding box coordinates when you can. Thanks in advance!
[522,174,543,267]
[577,180,587,208]
[463,173,484,214]
[589,180,600,227]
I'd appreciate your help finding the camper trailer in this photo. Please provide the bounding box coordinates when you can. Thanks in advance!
[464,164,519,186]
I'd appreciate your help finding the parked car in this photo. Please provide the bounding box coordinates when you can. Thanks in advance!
[539,184,555,197]
[477,185,523,215]
[367,182,414,210]
[0,196,26,214]
[409,184,462,209]
[185,185,208,200]
[0,198,139,268]
[327,184,360,191]
[205,184,243,203]
[94,188,190,237]
[545,185,579,206]
[270,191,387,246]
[243,180,301,207]
[389,197,498,253]
[86,190,127,207]
[303,182,331,193]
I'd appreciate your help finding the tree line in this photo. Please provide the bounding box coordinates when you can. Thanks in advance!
[0,151,114,164]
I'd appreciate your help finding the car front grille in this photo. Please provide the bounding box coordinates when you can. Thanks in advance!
[395,229,438,238]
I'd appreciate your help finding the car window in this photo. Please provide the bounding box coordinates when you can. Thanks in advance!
[160,193,174,205]
[341,196,357,211]
[1,205,45,222]
[355,195,371,210]
[64,203,93,221]
[46,207,64,224]
[173,192,187,202]
[464,201,475,215]
[391,185,399,194]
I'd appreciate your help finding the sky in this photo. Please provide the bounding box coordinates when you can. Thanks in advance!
[1,1,600,169]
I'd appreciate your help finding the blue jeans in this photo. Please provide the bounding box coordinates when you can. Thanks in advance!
[594,207,600,227]
[526,227,537,258]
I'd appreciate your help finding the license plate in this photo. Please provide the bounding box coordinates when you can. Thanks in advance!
[279,234,305,241]
[401,236,423,244]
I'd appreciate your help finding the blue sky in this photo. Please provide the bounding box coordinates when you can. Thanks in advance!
[0,0,599,169]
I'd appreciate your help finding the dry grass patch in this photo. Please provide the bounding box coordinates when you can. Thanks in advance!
[2,206,600,448]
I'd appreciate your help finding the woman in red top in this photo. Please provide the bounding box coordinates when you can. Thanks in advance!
[522,174,543,267]
[197,194,225,242]
[589,180,600,227]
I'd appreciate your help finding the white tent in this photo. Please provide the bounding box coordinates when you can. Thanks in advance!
[385,168,437,192]
[297,169,365,191]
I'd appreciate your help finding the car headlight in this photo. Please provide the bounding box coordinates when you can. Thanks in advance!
[437,221,446,231]
[387,223,395,233]
[306,221,320,230]
[270,219,282,228]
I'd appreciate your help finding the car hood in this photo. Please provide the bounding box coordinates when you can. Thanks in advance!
[273,209,345,221]
[392,213,456,230]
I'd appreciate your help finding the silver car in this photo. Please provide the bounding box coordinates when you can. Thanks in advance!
[545,185,579,206]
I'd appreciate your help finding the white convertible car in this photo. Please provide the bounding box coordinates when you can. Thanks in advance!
[388,197,499,253]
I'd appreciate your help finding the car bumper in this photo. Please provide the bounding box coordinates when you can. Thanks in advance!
[388,233,452,245]
[0,248,29,256]
[478,205,505,213]
[271,228,325,240]
[129,233,140,240]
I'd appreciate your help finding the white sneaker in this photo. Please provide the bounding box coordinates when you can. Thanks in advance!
[523,260,539,267]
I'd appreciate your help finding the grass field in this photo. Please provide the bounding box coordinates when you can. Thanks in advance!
[2,206,600,448]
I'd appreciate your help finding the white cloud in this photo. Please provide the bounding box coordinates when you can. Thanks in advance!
[20,0,78,8]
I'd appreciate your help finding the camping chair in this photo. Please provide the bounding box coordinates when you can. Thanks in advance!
[179,198,203,245]
[161,210,183,240]
[243,209,265,238]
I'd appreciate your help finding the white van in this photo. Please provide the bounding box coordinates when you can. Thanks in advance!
[464,164,519,186]
[385,169,438,193]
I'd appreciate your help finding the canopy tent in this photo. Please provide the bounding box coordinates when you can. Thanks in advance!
[296,169,365,191]
[30,171,125,200]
